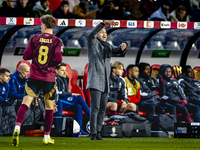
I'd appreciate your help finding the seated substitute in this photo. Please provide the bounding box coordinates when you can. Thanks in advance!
[9,63,30,111]
[137,63,176,116]
[178,65,200,108]
[9,63,45,126]
[124,64,156,121]
[107,61,137,116]
[55,62,90,135]
[0,68,16,136]
[158,64,200,122]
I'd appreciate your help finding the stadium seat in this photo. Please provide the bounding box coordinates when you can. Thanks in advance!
[83,63,91,107]
[151,64,160,78]
[193,66,200,80]
[172,65,182,79]
[62,110,74,115]
[63,63,87,115]
[16,60,31,71]
[65,63,86,99]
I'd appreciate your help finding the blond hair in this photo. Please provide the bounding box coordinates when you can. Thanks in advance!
[111,61,124,72]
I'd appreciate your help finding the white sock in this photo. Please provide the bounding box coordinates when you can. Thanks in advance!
[14,125,20,132]
[44,134,50,138]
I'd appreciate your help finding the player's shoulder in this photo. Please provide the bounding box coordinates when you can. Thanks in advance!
[5,83,10,89]
[119,76,126,84]
[50,34,63,43]
[56,36,63,43]
[31,34,40,38]
[29,34,41,41]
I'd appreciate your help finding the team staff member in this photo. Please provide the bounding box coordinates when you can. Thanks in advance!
[12,15,63,146]
[87,20,127,140]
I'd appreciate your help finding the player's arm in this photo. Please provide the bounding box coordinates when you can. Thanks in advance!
[0,84,10,102]
[9,78,24,99]
[120,78,128,103]
[23,36,34,60]
[87,23,105,41]
[54,39,63,65]
[87,20,114,40]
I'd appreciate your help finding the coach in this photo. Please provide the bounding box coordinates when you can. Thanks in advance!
[87,20,127,140]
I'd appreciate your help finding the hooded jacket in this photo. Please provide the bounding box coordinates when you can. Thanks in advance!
[56,74,72,100]
[9,71,26,101]
[137,63,160,103]
[170,10,190,22]
[149,7,170,21]
[158,64,187,104]
[33,1,52,18]
[178,73,200,105]
[108,74,127,103]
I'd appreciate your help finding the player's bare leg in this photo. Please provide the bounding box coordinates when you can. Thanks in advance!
[42,99,55,145]
[12,95,34,146]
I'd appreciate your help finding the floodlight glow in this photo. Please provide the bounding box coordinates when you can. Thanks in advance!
[24,38,28,44]
[174,41,178,47]
[74,40,79,45]
[157,41,161,46]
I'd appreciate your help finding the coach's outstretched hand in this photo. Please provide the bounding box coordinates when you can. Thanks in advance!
[104,20,115,27]
[119,43,127,51]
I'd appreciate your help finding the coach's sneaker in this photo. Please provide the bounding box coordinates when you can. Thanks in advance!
[42,137,55,145]
[11,129,20,146]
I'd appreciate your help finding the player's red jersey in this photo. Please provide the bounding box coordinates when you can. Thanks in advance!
[23,33,63,82]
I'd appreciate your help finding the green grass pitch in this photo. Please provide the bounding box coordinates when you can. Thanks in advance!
[0,136,200,150]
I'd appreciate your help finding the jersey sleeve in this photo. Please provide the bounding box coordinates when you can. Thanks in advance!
[23,35,34,60]
[55,38,64,54]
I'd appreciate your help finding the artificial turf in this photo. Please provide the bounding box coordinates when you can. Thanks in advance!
[1,136,200,150]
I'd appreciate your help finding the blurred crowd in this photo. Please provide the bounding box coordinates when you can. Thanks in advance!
[0,0,200,22]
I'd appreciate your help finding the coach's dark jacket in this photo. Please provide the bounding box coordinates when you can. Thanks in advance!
[56,74,72,99]
[158,64,187,104]
[108,74,127,103]
[178,74,200,105]
[87,22,126,92]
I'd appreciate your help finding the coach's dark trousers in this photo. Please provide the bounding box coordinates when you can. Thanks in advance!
[90,88,108,135]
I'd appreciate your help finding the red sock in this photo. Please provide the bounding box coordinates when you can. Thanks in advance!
[44,110,53,135]
[186,116,193,123]
[15,104,29,126]
[110,110,118,116]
